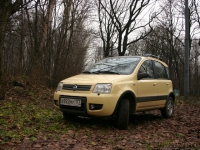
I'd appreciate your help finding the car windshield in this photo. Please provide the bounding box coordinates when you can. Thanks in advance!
[83,57,141,75]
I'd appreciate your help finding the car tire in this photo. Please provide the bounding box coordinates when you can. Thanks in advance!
[117,99,129,130]
[161,96,174,118]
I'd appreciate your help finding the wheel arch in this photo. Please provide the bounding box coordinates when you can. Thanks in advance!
[161,91,175,118]
[169,91,175,101]
[163,92,175,108]
[113,90,136,116]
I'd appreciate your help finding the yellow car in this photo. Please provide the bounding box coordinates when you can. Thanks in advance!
[54,54,175,129]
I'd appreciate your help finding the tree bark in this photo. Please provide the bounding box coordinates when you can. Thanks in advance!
[32,0,56,82]
[0,0,23,100]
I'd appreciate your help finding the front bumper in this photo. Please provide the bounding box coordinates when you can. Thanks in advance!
[54,91,119,117]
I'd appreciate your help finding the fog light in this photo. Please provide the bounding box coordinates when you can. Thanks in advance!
[89,104,103,110]
[90,104,95,110]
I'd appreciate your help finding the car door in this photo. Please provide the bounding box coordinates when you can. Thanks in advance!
[136,60,158,111]
[154,61,171,104]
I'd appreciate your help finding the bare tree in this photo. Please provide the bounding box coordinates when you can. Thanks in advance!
[97,0,116,57]
[192,0,200,28]
[33,0,56,80]
[98,0,154,56]
[135,0,200,95]
[0,0,33,100]
[143,0,186,93]
[190,40,200,94]
[0,0,94,92]
[51,0,92,86]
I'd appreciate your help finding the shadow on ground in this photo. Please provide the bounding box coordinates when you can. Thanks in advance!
[60,110,163,129]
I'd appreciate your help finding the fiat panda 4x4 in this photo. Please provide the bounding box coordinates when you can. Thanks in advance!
[54,54,175,129]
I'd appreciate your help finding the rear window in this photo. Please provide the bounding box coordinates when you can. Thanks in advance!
[154,61,169,79]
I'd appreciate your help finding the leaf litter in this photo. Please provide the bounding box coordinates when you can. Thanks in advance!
[0,80,200,149]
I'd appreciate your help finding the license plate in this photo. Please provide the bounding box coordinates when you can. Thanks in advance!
[60,98,81,107]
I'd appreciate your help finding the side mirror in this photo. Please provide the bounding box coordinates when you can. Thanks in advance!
[138,72,150,80]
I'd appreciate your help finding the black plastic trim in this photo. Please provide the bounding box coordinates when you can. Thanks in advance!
[59,95,87,115]
[136,95,168,103]
[62,84,91,91]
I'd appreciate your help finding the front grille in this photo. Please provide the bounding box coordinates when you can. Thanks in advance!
[62,84,91,91]
[59,95,87,112]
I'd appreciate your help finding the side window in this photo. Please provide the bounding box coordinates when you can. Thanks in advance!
[154,61,168,79]
[166,67,170,79]
[138,60,154,78]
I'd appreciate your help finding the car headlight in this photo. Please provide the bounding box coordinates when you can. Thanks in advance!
[93,84,112,94]
[56,82,63,91]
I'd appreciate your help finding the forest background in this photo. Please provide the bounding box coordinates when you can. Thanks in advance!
[0,0,200,99]
[0,0,200,149]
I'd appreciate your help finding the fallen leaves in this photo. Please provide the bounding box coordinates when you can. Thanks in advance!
[0,82,200,149]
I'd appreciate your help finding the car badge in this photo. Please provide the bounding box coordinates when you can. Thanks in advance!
[73,84,77,91]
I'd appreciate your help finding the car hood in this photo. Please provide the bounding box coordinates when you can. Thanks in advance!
[61,74,127,85]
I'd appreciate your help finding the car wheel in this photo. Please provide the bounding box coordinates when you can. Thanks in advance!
[161,97,174,118]
[117,99,129,130]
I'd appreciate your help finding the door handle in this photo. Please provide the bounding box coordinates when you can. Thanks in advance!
[153,83,156,86]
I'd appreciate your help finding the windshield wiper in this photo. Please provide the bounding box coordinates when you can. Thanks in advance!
[83,70,119,74]
[82,71,100,74]
[82,71,92,74]
[96,71,119,74]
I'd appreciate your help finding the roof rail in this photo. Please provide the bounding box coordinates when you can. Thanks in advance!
[143,54,162,61]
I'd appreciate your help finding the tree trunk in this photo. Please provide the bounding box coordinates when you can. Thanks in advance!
[52,0,72,87]
[32,0,56,82]
[0,17,8,100]
[0,0,23,99]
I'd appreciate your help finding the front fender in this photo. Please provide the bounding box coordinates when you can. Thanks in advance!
[112,90,136,116]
